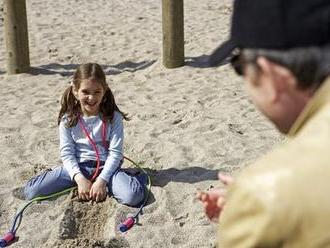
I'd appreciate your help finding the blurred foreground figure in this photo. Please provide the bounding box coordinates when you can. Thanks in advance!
[200,0,330,247]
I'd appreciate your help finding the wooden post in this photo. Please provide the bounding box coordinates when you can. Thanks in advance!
[4,0,30,74]
[162,0,184,68]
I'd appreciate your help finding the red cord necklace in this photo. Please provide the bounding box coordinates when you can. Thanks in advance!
[78,115,108,181]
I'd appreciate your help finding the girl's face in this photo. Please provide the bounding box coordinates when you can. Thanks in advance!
[74,79,105,116]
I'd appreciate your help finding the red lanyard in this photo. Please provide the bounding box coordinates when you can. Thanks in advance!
[78,116,108,181]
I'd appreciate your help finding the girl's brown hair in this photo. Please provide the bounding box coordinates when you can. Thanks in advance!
[58,63,129,127]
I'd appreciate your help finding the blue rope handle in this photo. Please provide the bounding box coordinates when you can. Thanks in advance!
[10,186,77,234]
[118,156,152,232]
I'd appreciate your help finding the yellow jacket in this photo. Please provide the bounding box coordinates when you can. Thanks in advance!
[219,78,330,248]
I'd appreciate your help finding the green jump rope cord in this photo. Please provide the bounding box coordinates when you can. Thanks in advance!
[10,156,151,234]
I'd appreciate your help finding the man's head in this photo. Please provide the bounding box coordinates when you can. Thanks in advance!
[210,0,330,133]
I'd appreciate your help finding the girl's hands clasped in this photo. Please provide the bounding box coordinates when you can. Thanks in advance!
[74,173,107,202]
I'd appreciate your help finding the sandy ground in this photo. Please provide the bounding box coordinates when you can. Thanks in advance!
[0,0,281,247]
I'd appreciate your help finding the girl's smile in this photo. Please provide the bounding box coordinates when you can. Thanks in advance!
[74,79,105,116]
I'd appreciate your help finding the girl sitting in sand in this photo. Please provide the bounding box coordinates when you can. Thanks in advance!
[24,63,145,206]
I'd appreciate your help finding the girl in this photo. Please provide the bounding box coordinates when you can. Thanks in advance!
[24,63,145,206]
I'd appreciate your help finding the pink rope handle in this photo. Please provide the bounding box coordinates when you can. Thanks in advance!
[78,117,108,181]
[102,118,109,150]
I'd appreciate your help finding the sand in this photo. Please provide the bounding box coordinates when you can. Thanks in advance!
[0,0,281,247]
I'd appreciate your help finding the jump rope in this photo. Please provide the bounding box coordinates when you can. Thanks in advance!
[0,117,151,247]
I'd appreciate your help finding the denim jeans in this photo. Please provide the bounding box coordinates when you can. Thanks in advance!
[24,161,145,207]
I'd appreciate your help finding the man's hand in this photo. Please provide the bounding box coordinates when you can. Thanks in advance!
[74,173,92,201]
[90,177,107,202]
[197,173,234,222]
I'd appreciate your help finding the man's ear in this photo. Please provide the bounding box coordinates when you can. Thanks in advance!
[256,56,296,103]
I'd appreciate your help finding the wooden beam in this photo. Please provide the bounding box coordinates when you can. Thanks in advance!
[4,0,30,74]
[162,0,184,68]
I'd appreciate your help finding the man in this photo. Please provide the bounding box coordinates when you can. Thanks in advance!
[198,0,330,247]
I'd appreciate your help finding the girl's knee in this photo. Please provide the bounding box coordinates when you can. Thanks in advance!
[111,172,146,206]
[119,187,144,207]
[23,167,72,200]
[24,183,39,200]
[24,174,52,200]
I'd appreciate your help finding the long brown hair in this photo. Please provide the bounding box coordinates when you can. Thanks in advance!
[58,63,129,127]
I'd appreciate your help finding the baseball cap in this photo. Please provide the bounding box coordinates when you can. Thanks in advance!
[209,0,330,67]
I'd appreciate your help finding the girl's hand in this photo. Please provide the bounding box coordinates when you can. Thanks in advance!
[197,173,233,222]
[90,178,107,202]
[74,173,92,201]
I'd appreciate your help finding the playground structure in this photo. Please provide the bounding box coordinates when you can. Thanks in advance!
[3,0,184,74]
[3,0,30,74]
[162,0,184,68]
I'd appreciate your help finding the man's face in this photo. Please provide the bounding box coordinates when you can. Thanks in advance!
[231,53,309,134]
[231,53,277,124]
[243,65,277,125]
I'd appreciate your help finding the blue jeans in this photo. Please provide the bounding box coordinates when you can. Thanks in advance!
[24,161,145,207]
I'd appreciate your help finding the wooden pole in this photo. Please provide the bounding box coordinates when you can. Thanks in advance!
[162,0,184,68]
[4,0,30,74]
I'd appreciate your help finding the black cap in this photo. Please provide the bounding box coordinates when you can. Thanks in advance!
[209,0,330,67]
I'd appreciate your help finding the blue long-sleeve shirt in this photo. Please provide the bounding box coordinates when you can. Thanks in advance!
[59,111,124,183]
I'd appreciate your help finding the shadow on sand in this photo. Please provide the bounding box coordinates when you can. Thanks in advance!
[144,166,224,187]
[28,60,156,77]
[185,54,230,68]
